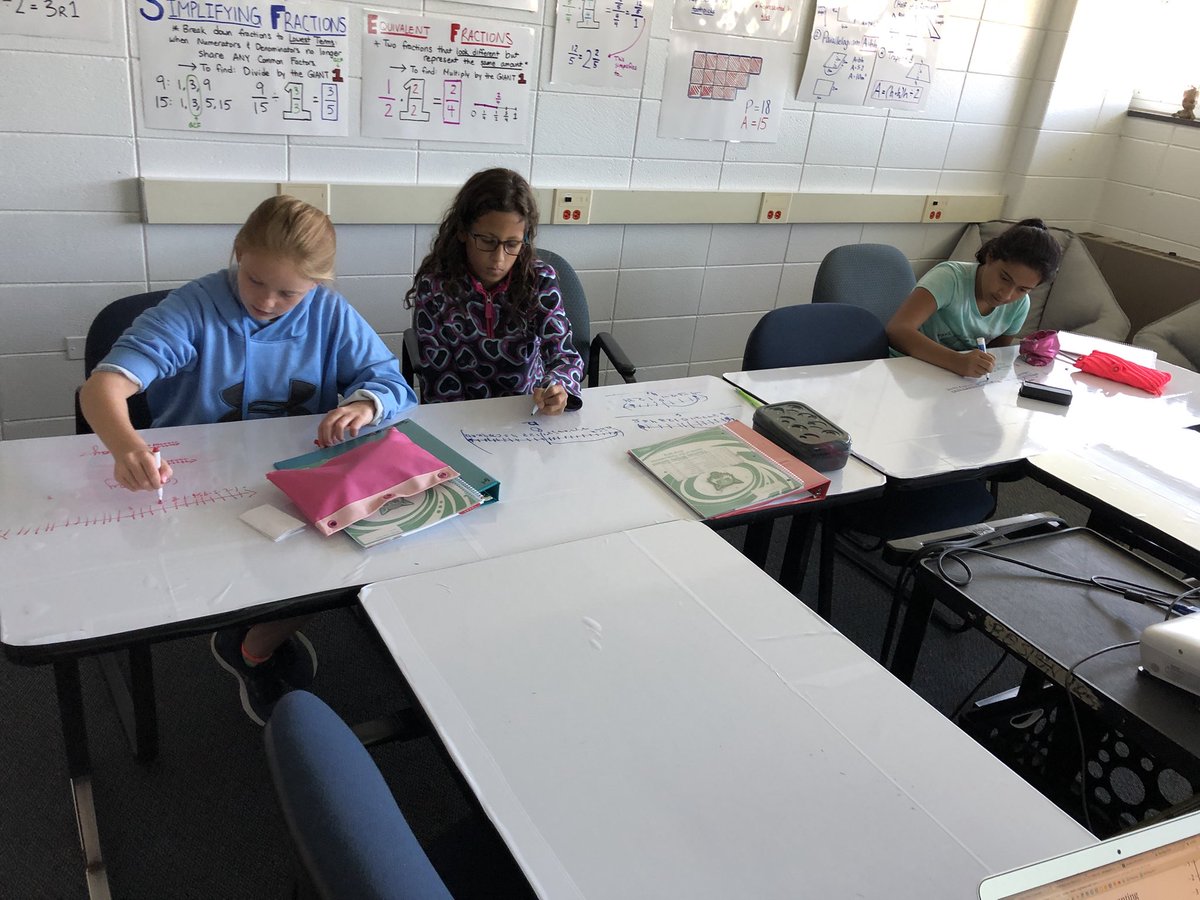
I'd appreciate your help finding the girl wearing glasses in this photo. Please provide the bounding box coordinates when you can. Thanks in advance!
[405,168,584,414]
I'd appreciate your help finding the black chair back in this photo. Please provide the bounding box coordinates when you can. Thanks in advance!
[75,290,171,434]
[742,303,889,370]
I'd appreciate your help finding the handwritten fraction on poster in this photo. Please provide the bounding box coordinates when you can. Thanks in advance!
[670,0,800,42]
[0,0,113,41]
[797,1,947,111]
[360,11,534,144]
[659,31,787,142]
[550,0,653,90]
[136,0,350,136]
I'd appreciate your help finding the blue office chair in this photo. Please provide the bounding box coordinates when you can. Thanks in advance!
[742,302,889,369]
[740,304,996,639]
[811,243,916,326]
[74,290,171,435]
[264,691,453,900]
[401,248,636,394]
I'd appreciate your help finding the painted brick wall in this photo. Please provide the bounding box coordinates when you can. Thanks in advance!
[0,0,1104,439]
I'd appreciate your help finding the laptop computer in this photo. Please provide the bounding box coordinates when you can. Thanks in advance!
[979,808,1200,898]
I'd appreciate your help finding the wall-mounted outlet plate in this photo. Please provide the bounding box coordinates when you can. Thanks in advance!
[758,192,791,224]
[66,336,86,360]
[922,196,949,222]
[552,189,592,224]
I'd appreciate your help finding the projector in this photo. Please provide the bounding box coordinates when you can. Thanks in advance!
[1141,615,1200,698]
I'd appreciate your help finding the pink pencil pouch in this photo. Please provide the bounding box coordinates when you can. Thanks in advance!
[266,429,458,536]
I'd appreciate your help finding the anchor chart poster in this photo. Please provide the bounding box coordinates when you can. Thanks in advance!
[136,0,351,136]
[550,0,654,90]
[360,10,535,144]
[659,31,788,142]
[797,0,948,111]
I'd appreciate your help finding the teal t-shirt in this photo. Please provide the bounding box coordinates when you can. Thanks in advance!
[913,260,1030,351]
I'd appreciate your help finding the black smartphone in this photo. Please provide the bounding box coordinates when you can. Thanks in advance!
[1018,381,1073,406]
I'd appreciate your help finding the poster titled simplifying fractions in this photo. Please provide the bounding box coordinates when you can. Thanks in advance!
[360,10,534,144]
[136,0,351,136]
[550,0,653,90]
[1,0,113,41]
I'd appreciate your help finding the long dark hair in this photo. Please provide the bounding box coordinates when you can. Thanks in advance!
[976,218,1062,284]
[405,168,541,322]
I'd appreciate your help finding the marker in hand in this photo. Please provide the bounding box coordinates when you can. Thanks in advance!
[976,337,990,381]
[152,447,163,504]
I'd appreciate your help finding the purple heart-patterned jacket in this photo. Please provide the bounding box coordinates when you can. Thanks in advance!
[412,259,585,407]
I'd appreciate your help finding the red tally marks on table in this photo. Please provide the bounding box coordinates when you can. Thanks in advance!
[0,487,258,540]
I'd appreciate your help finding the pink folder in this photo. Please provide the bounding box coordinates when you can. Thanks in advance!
[266,428,458,536]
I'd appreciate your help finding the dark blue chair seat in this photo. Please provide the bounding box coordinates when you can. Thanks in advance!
[264,691,453,900]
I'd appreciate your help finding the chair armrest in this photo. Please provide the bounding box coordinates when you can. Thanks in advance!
[591,331,637,385]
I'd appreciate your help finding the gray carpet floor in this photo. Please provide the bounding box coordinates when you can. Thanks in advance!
[0,476,1093,899]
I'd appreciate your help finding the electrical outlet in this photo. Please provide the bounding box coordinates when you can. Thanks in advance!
[66,336,86,360]
[552,189,592,224]
[758,192,791,224]
[922,196,948,222]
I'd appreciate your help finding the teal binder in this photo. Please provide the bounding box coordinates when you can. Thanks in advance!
[272,419,500,502]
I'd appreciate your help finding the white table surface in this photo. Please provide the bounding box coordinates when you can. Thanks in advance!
[725,338,1200,480]
[1029,426,1200,554]
[361,520,1092,900]
[0,376,884,649]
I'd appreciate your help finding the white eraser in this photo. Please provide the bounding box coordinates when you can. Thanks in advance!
[239,504,307,542]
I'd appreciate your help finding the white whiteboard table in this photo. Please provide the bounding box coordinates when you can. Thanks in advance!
[361,520,1092,900]
[0,375,882,652]
[0,375,884,899]
[1028,426,1200,571]
[725,338,1200,481]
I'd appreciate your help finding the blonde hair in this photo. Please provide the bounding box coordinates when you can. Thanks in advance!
[233,195,336,283]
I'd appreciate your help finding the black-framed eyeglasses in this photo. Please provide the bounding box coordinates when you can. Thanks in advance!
[469,233,526,256]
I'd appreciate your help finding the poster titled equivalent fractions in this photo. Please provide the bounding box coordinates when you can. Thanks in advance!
[360,10,534,144]
[136,0,351,136]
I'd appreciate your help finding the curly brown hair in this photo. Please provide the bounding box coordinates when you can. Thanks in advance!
[405,168,541,322]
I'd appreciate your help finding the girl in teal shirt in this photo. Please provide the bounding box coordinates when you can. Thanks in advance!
[887,219,1062,377]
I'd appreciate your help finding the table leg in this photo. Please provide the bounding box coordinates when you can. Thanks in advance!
[817,516,835,622]
[742,520,773,568]
[54,660,113,900]
[780,512,817,596]
[97,644,159,762]
[888,578,934,685]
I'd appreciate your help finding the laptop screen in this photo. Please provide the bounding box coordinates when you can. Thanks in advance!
[979,809,1200,899]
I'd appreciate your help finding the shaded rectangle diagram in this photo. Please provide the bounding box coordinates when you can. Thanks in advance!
[687,50,763,101]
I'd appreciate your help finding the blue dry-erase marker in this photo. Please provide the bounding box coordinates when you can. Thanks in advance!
[976,337,990,381]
